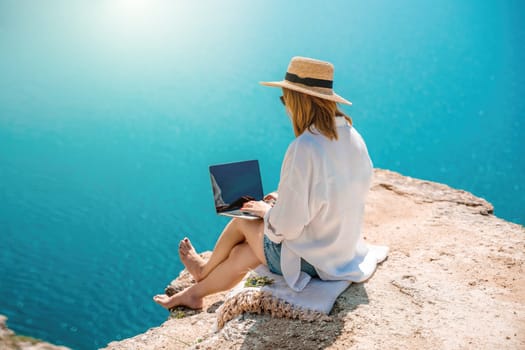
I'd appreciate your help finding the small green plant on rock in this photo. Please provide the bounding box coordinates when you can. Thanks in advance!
[244,275,274,288]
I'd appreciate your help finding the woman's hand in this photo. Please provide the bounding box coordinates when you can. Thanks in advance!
[241,200,272,218]
[263,191,278,206]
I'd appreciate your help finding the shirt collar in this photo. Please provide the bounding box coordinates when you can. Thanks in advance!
[309,117,350,135]
[335,116,350,127]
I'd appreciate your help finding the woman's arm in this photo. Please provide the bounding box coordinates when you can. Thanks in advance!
[263,139,313,243]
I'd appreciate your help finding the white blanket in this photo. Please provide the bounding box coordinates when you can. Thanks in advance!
[226,244,389,314]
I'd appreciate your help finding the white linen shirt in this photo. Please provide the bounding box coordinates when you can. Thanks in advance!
[263,117,373,291]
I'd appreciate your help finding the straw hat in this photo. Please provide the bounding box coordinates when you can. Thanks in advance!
[260,56,352,105]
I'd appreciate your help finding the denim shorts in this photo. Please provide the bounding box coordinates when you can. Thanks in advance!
[263,235,319,278]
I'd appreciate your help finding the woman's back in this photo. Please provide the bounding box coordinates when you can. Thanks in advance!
[267,117,373,290]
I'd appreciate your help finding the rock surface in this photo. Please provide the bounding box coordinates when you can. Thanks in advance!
[103,169,525,349]
[0,315,70,350]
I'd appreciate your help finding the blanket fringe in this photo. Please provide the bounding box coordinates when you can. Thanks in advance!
[216,289,331,329]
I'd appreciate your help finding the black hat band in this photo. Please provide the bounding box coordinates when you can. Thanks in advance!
[285,72,333,89]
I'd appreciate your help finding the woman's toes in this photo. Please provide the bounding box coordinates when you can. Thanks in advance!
[179,238,192,254]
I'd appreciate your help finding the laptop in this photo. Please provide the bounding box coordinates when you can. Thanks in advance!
[209,160,264,220]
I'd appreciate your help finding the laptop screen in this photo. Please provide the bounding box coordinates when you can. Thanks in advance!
[209,160,264,213]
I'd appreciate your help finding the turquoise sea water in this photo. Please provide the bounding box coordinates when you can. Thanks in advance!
[0,1,523,349]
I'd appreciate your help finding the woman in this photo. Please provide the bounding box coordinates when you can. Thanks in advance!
[153,56,373,310]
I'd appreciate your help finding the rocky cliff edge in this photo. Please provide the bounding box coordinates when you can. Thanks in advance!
[100,169,523,349]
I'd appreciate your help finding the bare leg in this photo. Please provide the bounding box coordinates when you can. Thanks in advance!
[153,242,261,309]
[179,219,267,281]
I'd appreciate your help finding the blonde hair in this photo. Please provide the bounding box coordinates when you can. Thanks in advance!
[283,88,352,140]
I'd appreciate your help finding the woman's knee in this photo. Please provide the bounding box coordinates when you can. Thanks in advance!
[229,218,254,239]
[228,218,244,234]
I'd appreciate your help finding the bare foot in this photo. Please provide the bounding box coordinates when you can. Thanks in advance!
[179,237,206,281]
[152,288,203,310]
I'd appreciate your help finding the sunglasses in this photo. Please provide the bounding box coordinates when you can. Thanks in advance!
[279,95,285,106]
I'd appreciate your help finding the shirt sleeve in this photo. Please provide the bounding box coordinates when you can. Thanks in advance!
[264,139,313,243]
